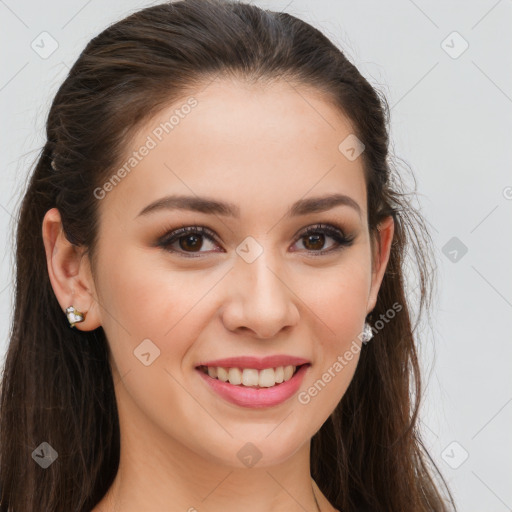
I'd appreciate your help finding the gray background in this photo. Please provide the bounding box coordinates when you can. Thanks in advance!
[1,1,511,510]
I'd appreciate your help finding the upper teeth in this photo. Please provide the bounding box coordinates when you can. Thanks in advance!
[202,365,297,387]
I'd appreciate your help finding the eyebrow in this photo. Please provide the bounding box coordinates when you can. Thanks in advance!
[136,193,362,220]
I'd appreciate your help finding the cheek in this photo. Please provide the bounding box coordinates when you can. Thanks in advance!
[95,246,221,366]
[297,256,371,337]
[93,249,203,421]
[294,258,369,408]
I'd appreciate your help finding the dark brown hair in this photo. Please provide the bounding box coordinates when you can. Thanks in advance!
[0,1,457,510]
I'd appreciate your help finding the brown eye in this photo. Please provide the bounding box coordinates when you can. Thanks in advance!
[157,226,220,257]
[292,224,354,256]
[178,233,203,252]
[302,232,326,251]
[157,223,354,258]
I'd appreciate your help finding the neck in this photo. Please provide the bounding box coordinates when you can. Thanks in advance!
[93,383,328,512]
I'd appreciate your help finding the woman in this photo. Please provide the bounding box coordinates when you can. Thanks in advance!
[0,0,457,510]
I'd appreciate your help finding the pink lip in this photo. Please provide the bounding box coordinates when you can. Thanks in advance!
[195,355,310,370]
[196,363,310,408]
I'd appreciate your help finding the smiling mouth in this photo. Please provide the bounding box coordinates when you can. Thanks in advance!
[196,364,308,388]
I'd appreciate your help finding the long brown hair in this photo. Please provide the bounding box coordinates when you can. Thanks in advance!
[0,1,457,510]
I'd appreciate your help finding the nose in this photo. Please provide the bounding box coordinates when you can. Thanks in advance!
[220,248,300,339]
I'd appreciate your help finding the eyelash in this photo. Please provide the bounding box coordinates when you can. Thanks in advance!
[156,223,355,258]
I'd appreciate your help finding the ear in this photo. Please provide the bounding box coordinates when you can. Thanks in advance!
[366,215,395,315]
[42,207,102,331]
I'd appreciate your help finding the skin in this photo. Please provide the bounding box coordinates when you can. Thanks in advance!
[42,78,393,512]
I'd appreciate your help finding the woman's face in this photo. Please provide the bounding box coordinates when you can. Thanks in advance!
[89,78,393,468]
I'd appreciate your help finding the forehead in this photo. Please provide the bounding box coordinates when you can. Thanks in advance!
[98,78,367,223]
